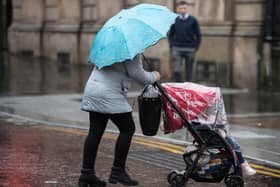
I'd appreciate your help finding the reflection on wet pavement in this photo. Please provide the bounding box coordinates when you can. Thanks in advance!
[0,54,92,96]
[1,54,280,115]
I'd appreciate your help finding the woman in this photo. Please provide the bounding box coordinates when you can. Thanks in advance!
[79,55,160,187]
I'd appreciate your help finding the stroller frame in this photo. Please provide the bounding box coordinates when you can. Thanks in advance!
[142,55,244,187]
[154,82,244,187]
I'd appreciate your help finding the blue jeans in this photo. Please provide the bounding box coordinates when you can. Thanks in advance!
[225,136,245,164]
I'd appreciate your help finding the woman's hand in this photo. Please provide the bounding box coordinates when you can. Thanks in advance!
[154,71,161,81]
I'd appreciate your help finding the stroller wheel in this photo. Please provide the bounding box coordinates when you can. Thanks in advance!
[167,170,186,187]
[225,174,244,187]
[167,171,177,184]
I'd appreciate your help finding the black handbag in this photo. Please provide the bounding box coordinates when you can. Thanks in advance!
[138,85,162,136]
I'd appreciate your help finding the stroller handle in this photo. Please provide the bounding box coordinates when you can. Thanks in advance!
[141,54,205,144]
[154,81,205,144]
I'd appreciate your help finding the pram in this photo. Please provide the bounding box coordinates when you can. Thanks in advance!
[153,82,244,187]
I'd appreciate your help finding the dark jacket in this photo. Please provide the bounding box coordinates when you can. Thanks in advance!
[168,16,201,49]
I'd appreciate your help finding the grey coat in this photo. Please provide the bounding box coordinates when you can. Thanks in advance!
[81,56,157,114]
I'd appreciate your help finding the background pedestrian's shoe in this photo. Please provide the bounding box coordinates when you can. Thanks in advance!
[79,169,107,187]
[109,166,139,186]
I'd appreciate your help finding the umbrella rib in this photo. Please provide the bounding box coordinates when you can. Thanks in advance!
[129,18,166,36]
[117,27,132,59]
[120,18,167,53]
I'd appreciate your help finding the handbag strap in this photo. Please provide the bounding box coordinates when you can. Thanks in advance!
[140,85,149,97]
[140,84,160,98]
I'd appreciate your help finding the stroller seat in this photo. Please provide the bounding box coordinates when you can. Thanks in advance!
[192,124,228,148]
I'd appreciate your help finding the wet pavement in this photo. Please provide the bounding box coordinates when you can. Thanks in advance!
[0,116,280,187]
[0,93,279,167]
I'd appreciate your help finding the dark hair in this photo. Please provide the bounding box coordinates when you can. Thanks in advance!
[176,1,188,6]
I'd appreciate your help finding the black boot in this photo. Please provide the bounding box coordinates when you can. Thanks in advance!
[109,166,138,186]
[79,169,106,187]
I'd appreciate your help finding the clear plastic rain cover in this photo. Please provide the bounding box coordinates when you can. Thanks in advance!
[162,82,229,134]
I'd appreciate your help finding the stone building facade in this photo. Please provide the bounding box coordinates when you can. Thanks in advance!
[8,0,271,90]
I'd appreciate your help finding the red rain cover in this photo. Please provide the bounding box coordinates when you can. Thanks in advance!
[162,83,218,134]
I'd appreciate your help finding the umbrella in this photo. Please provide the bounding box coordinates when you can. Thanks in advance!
[88,3,177,68]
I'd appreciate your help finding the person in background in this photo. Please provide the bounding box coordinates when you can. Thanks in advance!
[168,0,201,82]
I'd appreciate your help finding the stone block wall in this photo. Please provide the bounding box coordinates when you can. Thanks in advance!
[232,0,265,89]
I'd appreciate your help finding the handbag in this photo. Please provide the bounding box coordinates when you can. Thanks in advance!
[138,85,162,136]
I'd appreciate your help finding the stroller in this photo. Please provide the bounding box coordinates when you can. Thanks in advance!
[153,82,244,187]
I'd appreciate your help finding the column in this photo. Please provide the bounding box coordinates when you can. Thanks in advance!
[232,0,265,89]
[9,0,44,56]
[43,0,81,63]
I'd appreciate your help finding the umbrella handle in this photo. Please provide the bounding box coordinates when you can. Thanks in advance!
[141,54,161,88]
[141,54,161,86]
[141,54,154,72]
[141,54,162,89]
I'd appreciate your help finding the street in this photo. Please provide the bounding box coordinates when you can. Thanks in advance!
[0,115,279,187]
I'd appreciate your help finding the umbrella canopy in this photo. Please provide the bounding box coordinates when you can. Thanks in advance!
[88,3,177,68]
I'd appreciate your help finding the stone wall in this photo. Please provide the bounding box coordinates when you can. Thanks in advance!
[186,0,265,89]
[232,0,265,89]
[8,0,267,90]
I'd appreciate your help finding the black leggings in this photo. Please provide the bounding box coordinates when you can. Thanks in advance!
[82,112,135,170]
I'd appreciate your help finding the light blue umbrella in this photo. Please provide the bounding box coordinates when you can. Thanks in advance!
[88,3,177,68]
